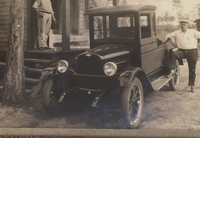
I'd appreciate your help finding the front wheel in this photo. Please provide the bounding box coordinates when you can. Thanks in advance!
[169,60,180,91]
[121,77,144,129]
[42,77,65,116]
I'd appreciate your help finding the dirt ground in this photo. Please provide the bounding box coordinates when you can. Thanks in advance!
[1,60,200,130]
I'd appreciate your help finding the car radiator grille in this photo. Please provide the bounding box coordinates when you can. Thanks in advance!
[77,54,103,75]
[75,54,112,90]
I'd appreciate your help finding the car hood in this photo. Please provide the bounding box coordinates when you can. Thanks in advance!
[80,44,130,60]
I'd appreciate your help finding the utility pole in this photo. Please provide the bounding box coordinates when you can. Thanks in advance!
[198,4,200,18]
[113,0,117,6]
[62,0,70,51]
[172,0,182,23]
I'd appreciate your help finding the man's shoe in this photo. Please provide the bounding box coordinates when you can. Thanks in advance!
[166,69,175,78]
[39,47,45,51]
[191,86,195,93]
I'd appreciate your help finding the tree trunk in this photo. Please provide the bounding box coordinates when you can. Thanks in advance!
[2,0,25,105]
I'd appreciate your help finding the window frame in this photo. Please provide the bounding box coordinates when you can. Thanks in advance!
[140,13,151,39]
[90,13,137,41]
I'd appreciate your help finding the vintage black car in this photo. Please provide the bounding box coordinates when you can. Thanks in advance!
[42,5,180,128]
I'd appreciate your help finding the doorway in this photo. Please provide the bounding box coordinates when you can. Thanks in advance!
[28,0,62,50]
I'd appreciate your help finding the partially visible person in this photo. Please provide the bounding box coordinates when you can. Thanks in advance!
[32,0,57,51]
[163,19,200,93]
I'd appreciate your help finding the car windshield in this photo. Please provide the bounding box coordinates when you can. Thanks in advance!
[92,14,136,40]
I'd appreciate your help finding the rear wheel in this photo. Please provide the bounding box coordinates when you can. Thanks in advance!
[169,61,180,91]
[42,77,65,116]
[121,77,144,129]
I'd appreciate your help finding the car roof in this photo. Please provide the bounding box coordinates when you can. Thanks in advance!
[85,5,157,15]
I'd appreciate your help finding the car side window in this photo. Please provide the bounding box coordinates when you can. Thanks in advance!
[140,14,151,38]
[115,15,135,39]
[93,14,136,40]
[117,17,131,27]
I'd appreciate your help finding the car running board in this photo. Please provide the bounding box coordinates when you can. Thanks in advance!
[151,75,173,91]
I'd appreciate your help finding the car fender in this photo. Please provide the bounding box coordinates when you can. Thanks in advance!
[119,67,153,91]
[40,67,57,80]
[32,67,58,96]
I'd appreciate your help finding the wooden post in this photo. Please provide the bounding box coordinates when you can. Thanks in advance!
[62,0,70,51]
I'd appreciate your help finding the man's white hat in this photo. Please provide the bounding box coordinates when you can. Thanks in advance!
[179,19,189,24]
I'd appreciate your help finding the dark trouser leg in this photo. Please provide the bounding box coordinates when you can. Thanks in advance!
[186,50,198,86]
[169,49,185,69]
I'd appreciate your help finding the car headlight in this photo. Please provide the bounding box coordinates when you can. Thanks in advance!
[103,62,117,76]
[57,60,69,73]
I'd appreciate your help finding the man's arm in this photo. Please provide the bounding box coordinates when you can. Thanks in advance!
[162,37,170,44]
[194,30,200,39]
[48,1,56,23]
[32,0,43,17]
[51,13,57,23]
[163,31,176,44]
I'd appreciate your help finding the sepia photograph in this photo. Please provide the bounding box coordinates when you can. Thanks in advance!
[1,1,200,199]
[0,0,200,136]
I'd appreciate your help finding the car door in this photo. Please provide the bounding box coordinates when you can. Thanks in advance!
[151,13,167,71]
[140,13,155,75]
[140,13,167,74]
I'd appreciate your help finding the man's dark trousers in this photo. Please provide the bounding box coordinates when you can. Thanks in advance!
[170,49,198,86]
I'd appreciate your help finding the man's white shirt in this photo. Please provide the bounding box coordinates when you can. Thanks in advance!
[32,0,54,14]
[167,29,200,49]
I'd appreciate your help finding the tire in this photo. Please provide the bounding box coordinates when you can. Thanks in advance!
[169,61,180,91]
[121,77,144,129]
[42,77,65,116]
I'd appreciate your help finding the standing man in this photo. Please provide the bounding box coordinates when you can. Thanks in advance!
[32,0,57,51]
[163,20,200,93]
